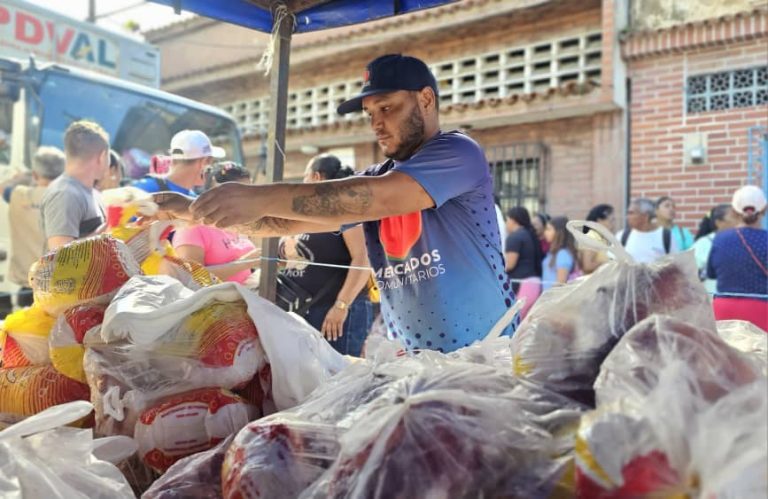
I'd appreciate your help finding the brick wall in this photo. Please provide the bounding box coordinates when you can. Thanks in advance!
[628,38,768,229]
[472,112,623,220]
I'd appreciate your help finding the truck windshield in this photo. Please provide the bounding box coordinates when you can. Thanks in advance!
[35,71,242,178]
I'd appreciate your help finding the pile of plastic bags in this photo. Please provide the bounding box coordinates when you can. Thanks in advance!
[1,193,349,490]
[144,221,766,499]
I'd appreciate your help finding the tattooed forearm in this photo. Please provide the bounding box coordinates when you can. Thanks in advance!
[291,180,373,217]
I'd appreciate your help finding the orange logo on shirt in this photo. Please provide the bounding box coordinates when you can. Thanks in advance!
[379,211,422,261]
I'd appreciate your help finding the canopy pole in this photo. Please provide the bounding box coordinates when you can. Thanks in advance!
[259,10,293,302]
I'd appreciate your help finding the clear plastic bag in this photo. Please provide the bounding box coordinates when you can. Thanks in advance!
[594,315,763,406]
[576,373,767,498]
[223,355,585,499]
[222,417,341,499]
[142,435,234,499]
[303,371,569,499]
[511,221,712,405]
[716,320,767,374]
[576,313,768,498]
[0,401,135,499]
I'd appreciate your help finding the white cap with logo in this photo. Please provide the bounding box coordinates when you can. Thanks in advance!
[732,185,767,215]
[169,130,225,160]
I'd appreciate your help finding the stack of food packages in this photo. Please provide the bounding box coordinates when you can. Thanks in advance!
[144,227,767,499]
[0,191,279,488]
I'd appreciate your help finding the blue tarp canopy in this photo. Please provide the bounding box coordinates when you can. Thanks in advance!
[148,0,456,33]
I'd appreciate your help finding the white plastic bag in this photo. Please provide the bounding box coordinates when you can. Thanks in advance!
[0,401,135,499]
[85,276,347,437]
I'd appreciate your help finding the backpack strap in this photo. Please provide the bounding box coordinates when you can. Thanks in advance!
[620,228,632,246]
[662,227,672,253]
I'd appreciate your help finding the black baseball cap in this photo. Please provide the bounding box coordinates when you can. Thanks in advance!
[336,54,439,115]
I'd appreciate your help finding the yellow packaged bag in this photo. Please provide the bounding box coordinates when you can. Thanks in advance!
[0,365,91,417]
[0,306,55,367]
[29,235,141,317]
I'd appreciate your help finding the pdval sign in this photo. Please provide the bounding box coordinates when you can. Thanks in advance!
[0,3,119,75]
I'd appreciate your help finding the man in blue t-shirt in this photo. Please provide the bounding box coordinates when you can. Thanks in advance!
[133,130,225,196]
[160,54,516,353]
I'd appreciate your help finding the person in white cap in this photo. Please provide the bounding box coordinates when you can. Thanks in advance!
[707,184,767,331]
[132,130,225,196]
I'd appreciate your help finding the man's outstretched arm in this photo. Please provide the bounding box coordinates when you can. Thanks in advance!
[191,171,434,229]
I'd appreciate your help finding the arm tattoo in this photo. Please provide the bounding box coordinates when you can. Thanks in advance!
[292,181,373,217]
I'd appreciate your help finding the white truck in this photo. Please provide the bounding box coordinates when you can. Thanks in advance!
[0,0,244,307]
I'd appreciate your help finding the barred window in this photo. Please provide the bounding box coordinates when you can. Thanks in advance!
[686,66,768,114]
[487,143,547,215]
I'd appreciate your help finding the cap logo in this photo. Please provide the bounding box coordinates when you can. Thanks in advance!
[362,69,371,88]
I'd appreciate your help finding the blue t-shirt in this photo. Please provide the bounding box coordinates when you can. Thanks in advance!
[707,227,768,298]
[671,224,694,252]
[541,249,575,292]
[360,131,515,353]
[131,176,197,196]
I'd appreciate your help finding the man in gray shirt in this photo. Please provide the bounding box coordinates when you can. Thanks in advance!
[41,120,109,251]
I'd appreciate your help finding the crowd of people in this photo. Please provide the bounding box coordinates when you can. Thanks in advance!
[499,189,767,329]
[2,53,766,359]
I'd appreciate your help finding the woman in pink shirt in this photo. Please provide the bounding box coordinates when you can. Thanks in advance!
[173,163,259,283]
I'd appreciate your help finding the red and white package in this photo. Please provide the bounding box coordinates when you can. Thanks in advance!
[135,387,257,472]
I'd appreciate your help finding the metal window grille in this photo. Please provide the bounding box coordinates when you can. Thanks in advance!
[487,143,547,215]
[223,31,602,134]
[686,66,768,114]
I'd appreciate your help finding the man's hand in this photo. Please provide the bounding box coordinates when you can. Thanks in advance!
[191,183,264,228]
[152,192,195,221]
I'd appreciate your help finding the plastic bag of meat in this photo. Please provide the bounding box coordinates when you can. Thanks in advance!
[304,380,569,499]
[226,355,584,499]
[594,315,763,406]
[0,305,55,367]
[576,367,767,498]
[716,320,767,374]
[511,221,713,405]
[222,417,341,499]
[135,388,256,472]
[142,435,234,499]
[29,235,141,317]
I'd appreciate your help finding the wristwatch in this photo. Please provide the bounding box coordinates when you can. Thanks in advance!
[334,299,349,311]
